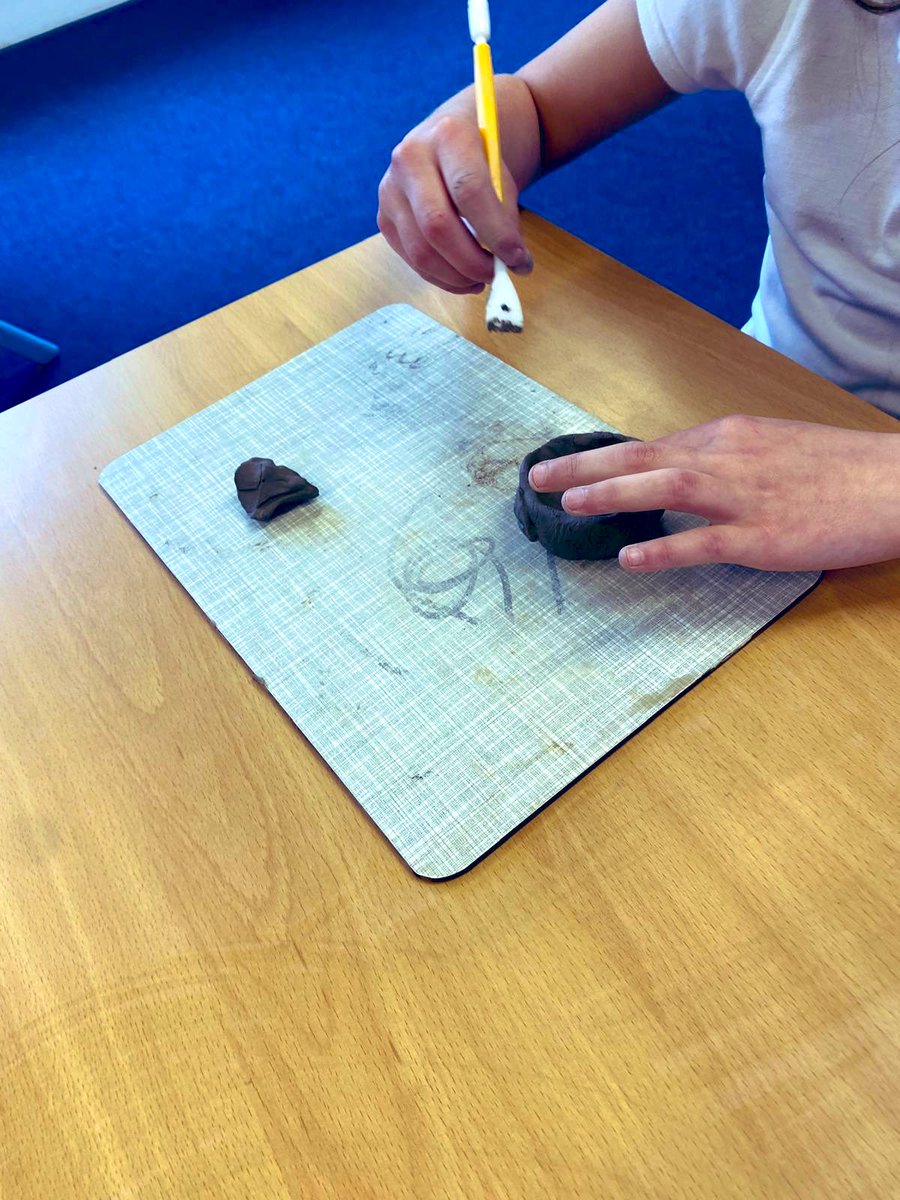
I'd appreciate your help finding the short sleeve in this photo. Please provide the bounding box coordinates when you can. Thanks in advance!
[635,0,787,94]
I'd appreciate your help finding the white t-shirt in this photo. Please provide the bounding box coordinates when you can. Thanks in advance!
[636,0,900,417]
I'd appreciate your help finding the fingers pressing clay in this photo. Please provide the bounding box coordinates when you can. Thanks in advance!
[514,432,665,561]
[561,467,727,522]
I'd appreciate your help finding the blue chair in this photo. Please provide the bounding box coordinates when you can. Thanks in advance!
[0,320,58,364]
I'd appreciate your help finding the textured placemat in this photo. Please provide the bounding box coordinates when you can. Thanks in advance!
[100,304,820,878]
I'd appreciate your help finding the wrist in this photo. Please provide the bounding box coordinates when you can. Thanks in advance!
[421,77,540,193]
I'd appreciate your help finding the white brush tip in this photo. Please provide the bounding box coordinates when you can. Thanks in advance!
[485,264,523,333]
[467,0,491,44]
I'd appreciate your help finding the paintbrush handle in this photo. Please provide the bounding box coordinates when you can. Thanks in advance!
[473,41,504,203]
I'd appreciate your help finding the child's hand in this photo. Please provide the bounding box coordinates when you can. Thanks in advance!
[377,110,533,295]
[376,1,672,294]
[528,415,900,573]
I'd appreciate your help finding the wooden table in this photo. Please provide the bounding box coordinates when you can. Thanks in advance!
[2,214,899,1198]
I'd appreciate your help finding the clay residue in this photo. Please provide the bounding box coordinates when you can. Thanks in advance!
[520,739,575,771]
[473,666,501,686]
[465,450,519,489]
[545,739,575,754]
[628,673,698,713]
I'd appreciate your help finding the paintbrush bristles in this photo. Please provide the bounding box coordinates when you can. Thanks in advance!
[485,261,523,333]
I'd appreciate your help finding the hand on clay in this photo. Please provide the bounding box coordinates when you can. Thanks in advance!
[377,114,532,294]
[528,414,900,573]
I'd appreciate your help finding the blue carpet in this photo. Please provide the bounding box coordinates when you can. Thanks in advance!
[0,0,767,410]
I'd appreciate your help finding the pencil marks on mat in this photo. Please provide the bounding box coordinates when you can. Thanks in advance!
[545,548,565,616]
[391,534,512,625]
[390,522,565,626]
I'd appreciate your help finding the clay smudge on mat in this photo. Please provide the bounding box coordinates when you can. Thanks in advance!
[465,450,520,489]
[628,673,699,714]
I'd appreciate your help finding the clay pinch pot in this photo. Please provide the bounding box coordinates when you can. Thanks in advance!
[513,432,665,561]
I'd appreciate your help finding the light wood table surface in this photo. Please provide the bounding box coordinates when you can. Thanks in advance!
[2,213,899,1199]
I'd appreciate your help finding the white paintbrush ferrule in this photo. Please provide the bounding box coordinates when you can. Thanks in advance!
[467,0,491,44]
[485,257,523,334]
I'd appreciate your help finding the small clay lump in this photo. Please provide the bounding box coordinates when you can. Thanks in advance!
[513,432,665,561]
[234,457,319,522]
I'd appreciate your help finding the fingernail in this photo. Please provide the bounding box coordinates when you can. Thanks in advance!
[510,250,533,274]
[564,487,586,512]
[530,463,548,487]
[622,546,644,568]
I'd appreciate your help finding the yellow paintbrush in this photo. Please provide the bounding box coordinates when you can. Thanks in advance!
[468,0,523,333]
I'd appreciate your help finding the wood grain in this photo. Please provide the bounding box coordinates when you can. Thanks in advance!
[1,213,899,1198]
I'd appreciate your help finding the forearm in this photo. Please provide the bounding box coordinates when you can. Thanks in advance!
[517,0,675,173]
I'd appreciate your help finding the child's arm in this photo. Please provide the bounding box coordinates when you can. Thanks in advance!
[377,0,673,293]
